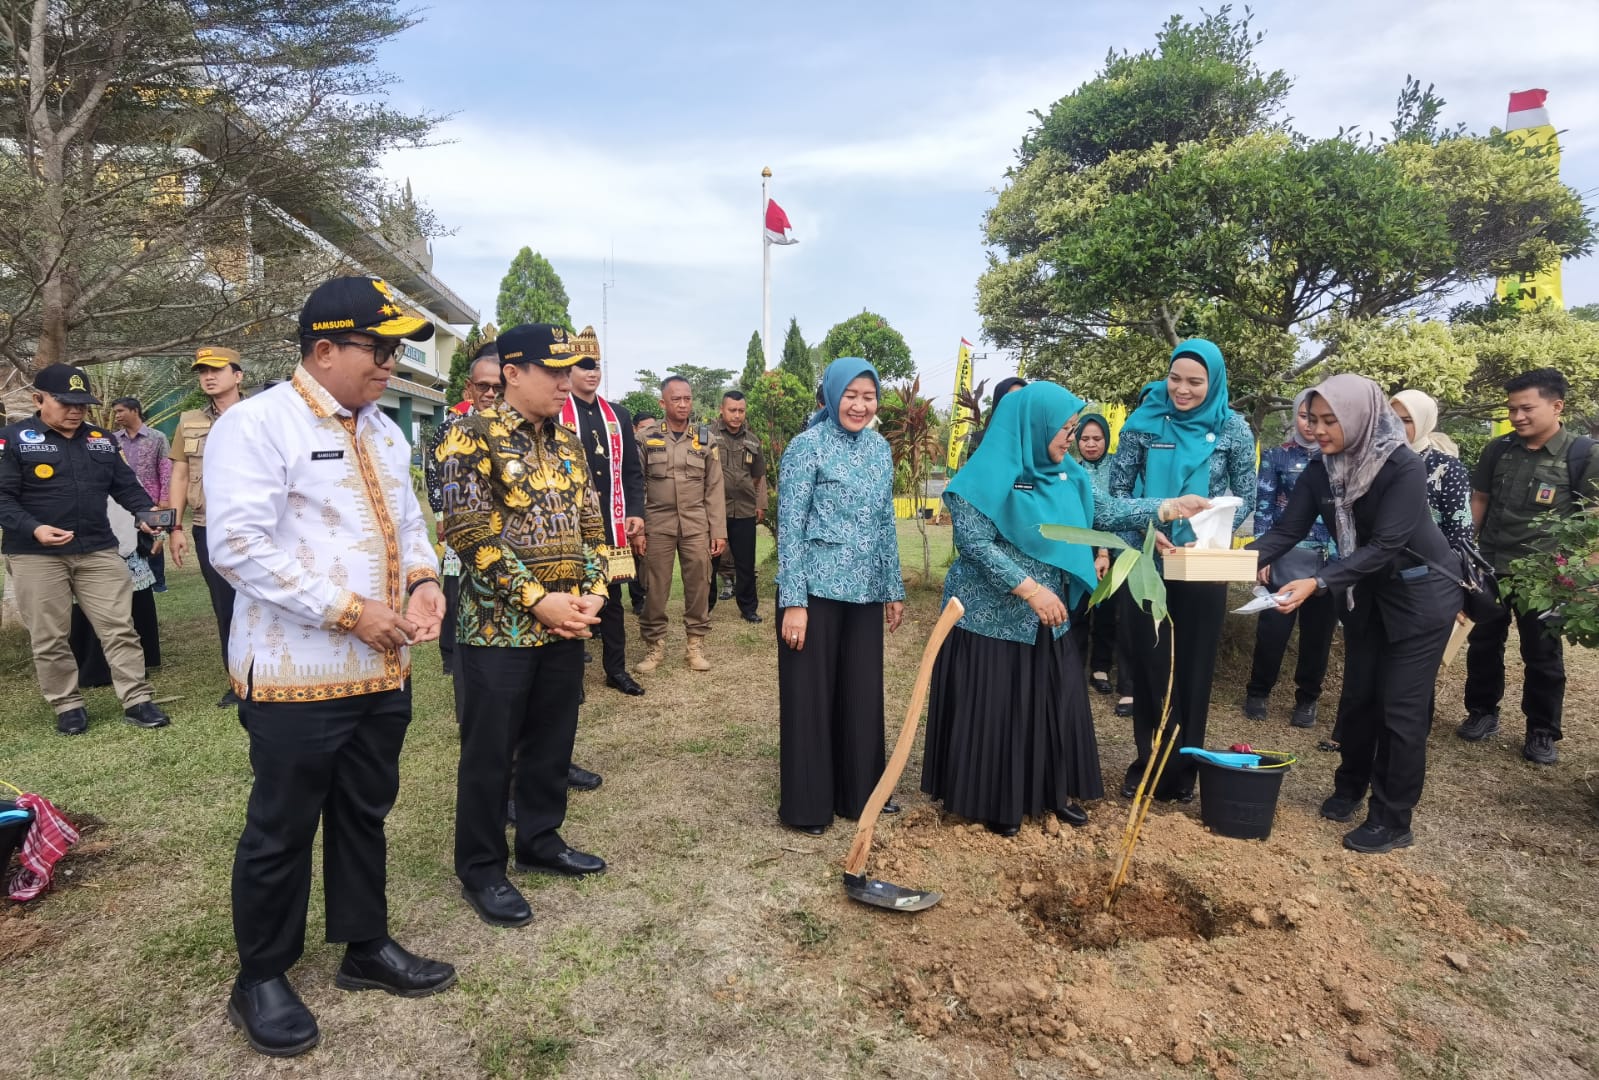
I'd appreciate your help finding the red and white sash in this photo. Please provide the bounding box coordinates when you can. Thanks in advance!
[559,395,634,582]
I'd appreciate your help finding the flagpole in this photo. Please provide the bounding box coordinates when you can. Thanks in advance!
[761,166,772,365]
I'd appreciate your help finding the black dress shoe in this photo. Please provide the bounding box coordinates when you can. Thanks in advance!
[55,707,88,736]
[1114,699,1135,718]
[605,673,646,696]
[787,821,826,835]
[1054,803,1089,827]
[217,689,241,707]
[1089,673,1113,695]
[1119,780,1138,799]
[985,821,1020,837]
[741,611,762,623]
[1155,789,1195,805]
[516,846,606,877]
[228,975,319,1057]
[567,764,603,791]
[880,798,902,815]
[335,937,457,997]
[124,702,170,728]
[461,880,533,928]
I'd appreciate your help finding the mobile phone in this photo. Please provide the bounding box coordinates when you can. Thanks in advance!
[136,508,177,529]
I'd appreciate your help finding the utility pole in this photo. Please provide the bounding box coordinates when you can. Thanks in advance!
[602,246,616,399]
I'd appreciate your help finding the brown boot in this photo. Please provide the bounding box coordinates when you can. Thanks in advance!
[685,636,711,672]
[636,639,665,673]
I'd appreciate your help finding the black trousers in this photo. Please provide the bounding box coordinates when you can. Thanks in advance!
[1245,590,1338,704]
[597,581,630,679]
[1118,580,1228,798]
[1070,595,1131,695]
[232,685,411,980]
[192,525,237,673]
[1334,616,1452,831]
[70,587,160,685]
[440,574,460,676]
[455,642,583,887]
[148,551,166,589]
[777,596,885,829]
[1464,600,1565,739]
[726,516,758,617]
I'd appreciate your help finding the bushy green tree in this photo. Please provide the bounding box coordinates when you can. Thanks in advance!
[619,389,659,421]
[636,365,735,422]
[445,325,485,405]
[740,330,765,392]
[743,368,814,532]
[778,317,813,389]
[496,248,572,330]
[819,310,914,381]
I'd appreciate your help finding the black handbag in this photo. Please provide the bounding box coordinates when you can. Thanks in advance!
[1403,541,1505,624]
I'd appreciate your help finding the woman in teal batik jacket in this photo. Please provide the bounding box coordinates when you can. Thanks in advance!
[775,358,905,835]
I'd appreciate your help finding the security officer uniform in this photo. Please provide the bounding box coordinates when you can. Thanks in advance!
[709,417,766,621]
[0,364,168,734]
[637,420,726,671]
[169,346,241,678]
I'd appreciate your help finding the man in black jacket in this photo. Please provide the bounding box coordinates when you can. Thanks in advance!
[0,364,170,734]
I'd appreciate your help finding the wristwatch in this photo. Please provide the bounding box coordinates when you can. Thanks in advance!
[1313,576,1329,595]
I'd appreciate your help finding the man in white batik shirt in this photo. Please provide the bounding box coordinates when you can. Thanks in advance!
[203,275,456,1058]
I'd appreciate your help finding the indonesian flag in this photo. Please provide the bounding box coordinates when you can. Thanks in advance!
[764,199,798,245]
[1506,88,1550,131]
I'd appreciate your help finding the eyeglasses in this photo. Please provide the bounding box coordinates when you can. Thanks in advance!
[468,380,502,395]
[328,337,399,366]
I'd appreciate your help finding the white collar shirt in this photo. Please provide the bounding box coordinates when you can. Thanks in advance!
[202,365,439,702]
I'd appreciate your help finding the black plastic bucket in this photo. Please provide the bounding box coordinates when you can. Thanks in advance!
[1196,754,1291,840]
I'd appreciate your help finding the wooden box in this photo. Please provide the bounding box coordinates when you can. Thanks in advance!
[1162,547,1259,582]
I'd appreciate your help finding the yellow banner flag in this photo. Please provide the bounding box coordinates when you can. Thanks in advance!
[946,338,975,471]
[1495,89,1564,311]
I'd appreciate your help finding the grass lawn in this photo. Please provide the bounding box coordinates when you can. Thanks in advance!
[2,520,1598,1078]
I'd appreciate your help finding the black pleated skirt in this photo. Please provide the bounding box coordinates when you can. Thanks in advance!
[921,624,1103,828]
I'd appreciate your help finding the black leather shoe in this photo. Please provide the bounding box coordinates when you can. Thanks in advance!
[335,937,457,997]
[741,611,762,623]
[1242,694,1269,722]
[605,673,646,696]
[1054,803,1089,827]
[1342,822,1414,855]
[1523,731,1558,765]
[1456,711,1500,741]
[787,821,826,836]
[1089,673,1113,695]
[582,651,592,664]
[461,880,533,928]
[228,975,320,1057]
[880,798,902,815]
[567,764,603,791]
[1319,794,1362,822]
[1290,702,1318,728]
[217,689,241,707]
[1155,789,1194,804]
[55,707,88,736]
[718,583,735,601]
[516,846,606,877]
[985,821,1020,837]
[1114,698,1135,718]
[1119,780,1138,799]
[124,702,170,728]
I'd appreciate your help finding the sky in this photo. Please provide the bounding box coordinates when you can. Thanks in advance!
[376,0,1599,404]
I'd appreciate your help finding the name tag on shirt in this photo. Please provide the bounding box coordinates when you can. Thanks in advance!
[312,450,345,461]
[1535,482,1556,505]
[1013,482,1035,491]
[1152,442,1177,450]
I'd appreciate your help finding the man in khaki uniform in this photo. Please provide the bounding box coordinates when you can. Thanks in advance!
[167,345,246,706]
[637,376,726,672]
[709,390,766,623]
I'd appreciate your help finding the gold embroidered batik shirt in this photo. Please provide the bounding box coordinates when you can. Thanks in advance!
[438,403,609,646]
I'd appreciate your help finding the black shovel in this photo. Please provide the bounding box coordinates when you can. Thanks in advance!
[841,597,964,913]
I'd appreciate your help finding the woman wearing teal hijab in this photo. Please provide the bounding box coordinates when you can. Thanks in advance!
[776,358,905,834]
[922,383,1208,835]
[1109,339,1257,802]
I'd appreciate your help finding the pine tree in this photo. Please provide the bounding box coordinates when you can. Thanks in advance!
[779,317,813,390]
[496,248,572,330]
[740,331,765,392]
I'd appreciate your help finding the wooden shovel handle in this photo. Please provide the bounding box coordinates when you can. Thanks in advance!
[843,596,965,877]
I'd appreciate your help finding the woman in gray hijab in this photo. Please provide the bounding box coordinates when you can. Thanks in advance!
[1249,374,1461,854]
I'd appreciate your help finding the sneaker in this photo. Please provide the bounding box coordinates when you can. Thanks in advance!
[1523,731,1558,765]
[1242,695,1269,722]
[1342,822,1414,855]
[1290,702,1318,729]
[1456,711,1500,742]
[1319,794,1362,822]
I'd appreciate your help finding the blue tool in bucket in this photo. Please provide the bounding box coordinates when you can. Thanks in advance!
[1179,747,1297,840]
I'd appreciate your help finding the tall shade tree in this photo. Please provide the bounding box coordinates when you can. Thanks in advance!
[819,310,913,382]
[740,330,765,392]
[778,316,812,390]
[496,247,572,330]
[0,0,442,374]
[978,9,1594,426]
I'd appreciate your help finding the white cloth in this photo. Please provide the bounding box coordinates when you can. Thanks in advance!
[202,365,439,702]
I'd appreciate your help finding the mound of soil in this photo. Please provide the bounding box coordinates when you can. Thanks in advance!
[1,809,110,963]
[824,802,1482,1077]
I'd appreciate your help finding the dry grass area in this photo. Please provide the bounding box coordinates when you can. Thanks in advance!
[2,524,1597,1079]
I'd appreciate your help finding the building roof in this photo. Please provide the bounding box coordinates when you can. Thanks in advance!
[387,375,447,405]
